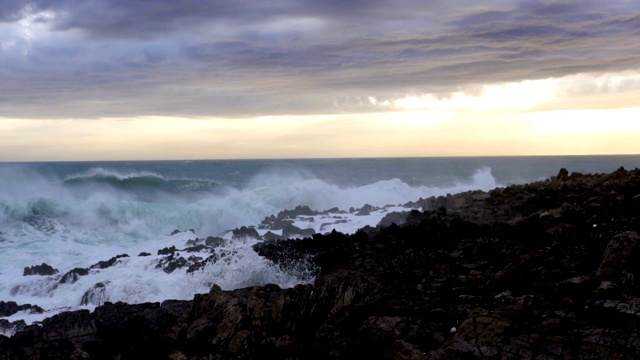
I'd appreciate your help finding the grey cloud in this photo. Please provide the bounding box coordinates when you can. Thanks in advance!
[0,0,639,119]
[0,0,27,22]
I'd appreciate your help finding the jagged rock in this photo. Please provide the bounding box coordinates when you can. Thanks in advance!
[5,167,640,359]
[261,206,319,229]
[81,282,108,306]
[0,319,26,336]
[232,226,260,240]
[59,267,90,284]
[158,246,177,255]
[356,203,376,216]
[23,263,58,276]
[377,210,409,227]
[138,252,151,257]
[182,245,206,253]
[263,231,283,241]
[596,231,640,285]
[0,301,43,317]
[281,223,315,238]
[171,229,195,236]
[204,236,225,247]
[556,167,569,180]
[321,206,341,214]
[90,254,129,270]
[156,254,188,274]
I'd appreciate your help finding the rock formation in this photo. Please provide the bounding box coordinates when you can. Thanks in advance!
[2,167,640,359]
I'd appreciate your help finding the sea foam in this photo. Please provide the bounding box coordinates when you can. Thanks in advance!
[0,163,501,325]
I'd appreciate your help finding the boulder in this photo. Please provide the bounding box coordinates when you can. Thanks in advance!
[23,263,58,276]
[596,231,640,285]
[232,226,260,240]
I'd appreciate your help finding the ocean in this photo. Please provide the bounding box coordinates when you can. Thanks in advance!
[1,155,639,329]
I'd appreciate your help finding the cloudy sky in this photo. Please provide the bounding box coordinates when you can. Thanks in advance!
[1,0,639,161]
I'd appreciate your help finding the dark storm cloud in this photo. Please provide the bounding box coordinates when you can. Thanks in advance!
[0,0,638,118]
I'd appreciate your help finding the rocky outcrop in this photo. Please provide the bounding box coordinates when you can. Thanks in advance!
[0,302,43,318]
[3,167,640,359]
[23,263,58,276]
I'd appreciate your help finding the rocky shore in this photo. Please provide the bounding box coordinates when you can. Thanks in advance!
[2,167,640,359]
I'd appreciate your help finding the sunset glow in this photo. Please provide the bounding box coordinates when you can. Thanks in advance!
[1,1,639,161]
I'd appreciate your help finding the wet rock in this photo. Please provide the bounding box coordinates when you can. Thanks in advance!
[281,223,315,238]
[171,229,195,236]
[59,267,90,284]
[377,210,409,227]
[156,254,188,274]
[0,319,26,336]
[204,236,225,247]
[232,226,260,240]
[356,203,376,216]
[158,246,177,256]
[90,254,129,270]
[263,231,283,241]
[81,282,108,306]
[23,263,58,276]
[6,167,640,359]
[0,301,43,317]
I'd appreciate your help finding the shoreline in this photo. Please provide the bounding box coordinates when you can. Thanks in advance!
[2,166,640,358]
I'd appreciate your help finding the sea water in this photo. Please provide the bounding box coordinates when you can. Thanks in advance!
[1,156,639,328]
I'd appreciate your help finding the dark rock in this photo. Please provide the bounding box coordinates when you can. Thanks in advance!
[356,203,376,216]
[156,254,188,274]
[0,319,26,336]
[0,301,43,317]
[89,254,129,270]
[182,244,206,253]
[556,167,569,180]
[171,229,195,236]
[7,167,640,359]
[377,210,409,227]
[59,267,90,284]
[261,206,319,230]
[157,246,177,255]
[263,231,283,241]
[596,231,640,285]
[282,223,315,238]
[81,282,108,306]
[232,226,260,240]
[23,263,58,276]
[204,236,225,247]
[138,252,151,257]
[321,206,341,214]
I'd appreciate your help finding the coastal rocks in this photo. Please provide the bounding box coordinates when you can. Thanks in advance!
[260,205,319,231]
[0,301,43,317]
[232,226,260,240]
[23,263,58,276]
[377,210,409,227]
[5,167,640,358]
[282,223,315,238]
[90,254,129,270]
[596,231,640,285]
[81,282,108,306]
[60,268,90,284]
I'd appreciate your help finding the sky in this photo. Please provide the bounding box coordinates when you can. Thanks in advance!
[1,0,639,161]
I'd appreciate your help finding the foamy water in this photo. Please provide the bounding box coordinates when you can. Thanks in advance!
[2,156,637,330]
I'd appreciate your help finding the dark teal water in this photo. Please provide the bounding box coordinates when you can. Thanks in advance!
[9,155,640,189]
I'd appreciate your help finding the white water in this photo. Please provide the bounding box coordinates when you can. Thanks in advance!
[0,165,501,328]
